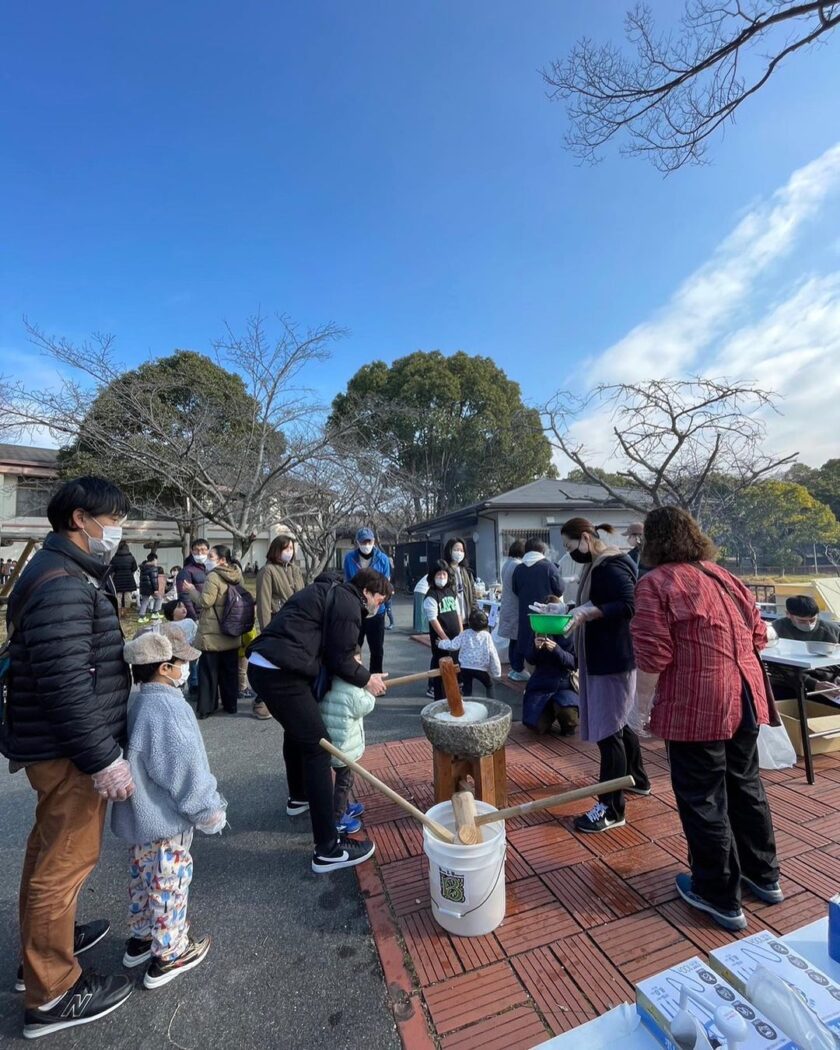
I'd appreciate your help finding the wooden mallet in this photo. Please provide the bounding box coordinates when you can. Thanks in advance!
[438,656,464,718]
[452,790,483,845]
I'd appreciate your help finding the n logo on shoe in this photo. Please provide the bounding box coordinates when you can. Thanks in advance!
[60,993,93,1019]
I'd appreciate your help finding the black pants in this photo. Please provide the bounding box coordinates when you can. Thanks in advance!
[667,721,779,911]
[359,614,385,674]
[247,665,337,854]
[461,669,495,698]
[333,766,354,821]
[597,725,650,819]
[507,638,525,673]
[197,650,239,716]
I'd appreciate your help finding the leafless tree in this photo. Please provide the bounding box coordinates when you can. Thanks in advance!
[16,315,346,557]
[543,377,797,522]
[543,1,840,172]
[280,445,420,580]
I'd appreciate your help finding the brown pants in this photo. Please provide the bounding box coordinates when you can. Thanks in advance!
[20,759,107,1007]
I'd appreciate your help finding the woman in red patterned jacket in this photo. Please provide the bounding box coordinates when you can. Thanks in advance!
[631,507,780,932]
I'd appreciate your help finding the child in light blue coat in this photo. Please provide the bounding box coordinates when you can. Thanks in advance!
[320,652,375,834]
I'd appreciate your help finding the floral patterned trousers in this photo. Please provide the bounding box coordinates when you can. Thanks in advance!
[127,830,194,961]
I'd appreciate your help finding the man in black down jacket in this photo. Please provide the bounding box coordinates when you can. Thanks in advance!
[3,477,135,1038]
[247,568,392,874]
[511,538,564,679]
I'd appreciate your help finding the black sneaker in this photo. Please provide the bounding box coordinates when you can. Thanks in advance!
[122,937,153,968]
[573,802,626,834]
[22,970,133,1040]
[15,920,110,993]
[741,874,784,904]
[675,873,747,931]
[625,784,652,796]
[143,935,211,989]
[312,837,376,874]
[286,798,310,817]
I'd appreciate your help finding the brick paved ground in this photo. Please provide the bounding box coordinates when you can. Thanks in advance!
[356,722,840,1049]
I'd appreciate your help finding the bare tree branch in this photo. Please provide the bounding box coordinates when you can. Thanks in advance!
[543,376,797,522]
[543,1,840,171]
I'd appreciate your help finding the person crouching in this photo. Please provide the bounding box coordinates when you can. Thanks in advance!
[112,624,227,989]
[523,595,579,736]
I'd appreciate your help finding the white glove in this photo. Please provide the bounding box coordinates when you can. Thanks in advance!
[568,602,602,629]
[528,602,567,615]
[629,670,659,736]
[196,808,228,834]
[92,757,135,801]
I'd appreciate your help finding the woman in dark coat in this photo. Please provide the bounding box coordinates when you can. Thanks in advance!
[560,518,650,835]
[110,540,138,611]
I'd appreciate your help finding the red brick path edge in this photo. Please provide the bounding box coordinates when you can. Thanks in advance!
[355,724,840,1050]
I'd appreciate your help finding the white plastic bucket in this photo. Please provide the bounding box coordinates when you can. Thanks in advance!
[423,800,506,937]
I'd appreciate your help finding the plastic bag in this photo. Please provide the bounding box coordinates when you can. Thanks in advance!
[757,723,796,770]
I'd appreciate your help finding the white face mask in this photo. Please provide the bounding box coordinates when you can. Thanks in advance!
[84,518,122,563]
[164,663,190,687]
[434,575,449,589]
[359,543,374,556]
[280,550,294,564]
[793,619,819,632]
[451,550,464,565]
[193,553,208,565]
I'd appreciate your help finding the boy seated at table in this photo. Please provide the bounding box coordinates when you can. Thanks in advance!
[771,594,840,698]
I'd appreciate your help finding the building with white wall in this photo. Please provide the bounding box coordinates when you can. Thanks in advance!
[0,443,278,570]
[406,477,642,585]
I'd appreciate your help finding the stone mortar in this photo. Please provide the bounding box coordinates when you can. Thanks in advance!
[420,699,512,758]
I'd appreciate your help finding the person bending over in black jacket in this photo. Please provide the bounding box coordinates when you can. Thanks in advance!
[3,476,135,1040]
[246,567,392,874]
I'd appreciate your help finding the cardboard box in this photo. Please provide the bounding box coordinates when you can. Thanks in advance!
[636,955,795,1049]
[710,929,840,1035]
[775,698,840,757]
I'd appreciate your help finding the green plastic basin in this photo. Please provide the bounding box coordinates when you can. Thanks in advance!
[528,613,573,635]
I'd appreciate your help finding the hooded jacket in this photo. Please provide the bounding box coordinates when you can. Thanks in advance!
[2,532,131,774]
[248,575,371,688]
[195,564,246,652]
[343,546,391,616]
[320,678,376,766]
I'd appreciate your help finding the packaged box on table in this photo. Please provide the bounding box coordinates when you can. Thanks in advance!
[710,929,840,1035]
[636,955,795,1050]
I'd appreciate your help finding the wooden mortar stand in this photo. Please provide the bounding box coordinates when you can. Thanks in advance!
[431,658,507,807]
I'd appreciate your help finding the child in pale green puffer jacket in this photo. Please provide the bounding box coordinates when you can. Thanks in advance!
[320,651,376,834]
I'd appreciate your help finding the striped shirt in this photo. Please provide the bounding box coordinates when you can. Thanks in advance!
[632,561,769,741]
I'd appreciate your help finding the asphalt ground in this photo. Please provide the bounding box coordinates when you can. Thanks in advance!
[0,596,523,1049]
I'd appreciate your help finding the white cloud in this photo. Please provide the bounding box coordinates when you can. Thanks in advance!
[590,143,840,383]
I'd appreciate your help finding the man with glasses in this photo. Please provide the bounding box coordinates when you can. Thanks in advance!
[3,476,136,1038]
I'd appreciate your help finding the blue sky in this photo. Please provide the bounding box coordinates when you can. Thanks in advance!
[2,2,840,464]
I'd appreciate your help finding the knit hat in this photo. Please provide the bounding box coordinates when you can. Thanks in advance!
[786,594,819,618]
[623,522,644,537]
[124,623,201,665]
[356,527,375,543]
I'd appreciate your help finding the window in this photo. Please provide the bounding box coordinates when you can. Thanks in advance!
[500,527,550,553]
[14,477,57,518]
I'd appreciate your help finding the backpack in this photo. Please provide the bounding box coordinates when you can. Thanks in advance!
[214,580,256,637]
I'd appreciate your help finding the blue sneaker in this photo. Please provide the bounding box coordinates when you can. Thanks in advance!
[337,815,363,835]
[675,873,746,931]
[344,802,364,819]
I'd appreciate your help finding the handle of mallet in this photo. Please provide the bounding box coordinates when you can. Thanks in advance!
[386,669,443,689]
[319,738,456,844]
[474,776,636,826]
